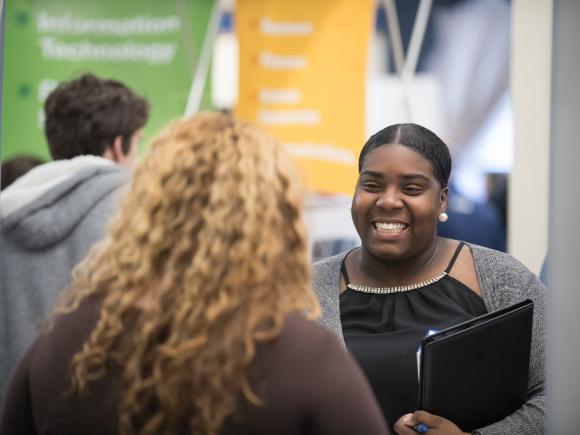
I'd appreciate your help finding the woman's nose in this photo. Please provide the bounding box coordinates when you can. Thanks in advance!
[376,189,403,209]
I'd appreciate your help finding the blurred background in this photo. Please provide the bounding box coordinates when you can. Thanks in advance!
[1,0,580,431]
[1,0,524,265]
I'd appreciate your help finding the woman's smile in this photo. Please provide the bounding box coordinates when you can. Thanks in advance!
[372,220,409,241]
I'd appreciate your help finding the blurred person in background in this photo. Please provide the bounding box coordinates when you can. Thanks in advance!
[0,113,389,435]
[1,155,45,190]
[313,123,545,434]
[437,182,506,252]
[0,73,149,409]
[487,172,508,235]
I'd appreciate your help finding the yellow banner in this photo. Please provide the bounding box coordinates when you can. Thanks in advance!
[236,0,373,195]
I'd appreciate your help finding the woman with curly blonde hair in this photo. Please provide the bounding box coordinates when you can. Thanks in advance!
[1,113,388,435]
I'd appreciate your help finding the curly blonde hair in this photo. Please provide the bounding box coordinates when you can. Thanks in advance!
[56,112,320,434]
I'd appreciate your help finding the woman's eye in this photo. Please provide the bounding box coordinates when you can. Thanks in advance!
[402,186,424,195]
[362,182,381,190]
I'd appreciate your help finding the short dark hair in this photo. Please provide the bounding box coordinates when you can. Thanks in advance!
[1,155,45,190]
[44,73,150,160]
[358,123,452,187]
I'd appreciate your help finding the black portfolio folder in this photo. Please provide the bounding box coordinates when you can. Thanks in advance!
[418,299,534,432]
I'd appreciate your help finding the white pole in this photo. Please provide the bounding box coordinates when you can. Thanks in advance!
[382,0,405,76]
[211,0,238,110]
[381,0,432,122]
[184,0,222,117]
[403,0,432,81]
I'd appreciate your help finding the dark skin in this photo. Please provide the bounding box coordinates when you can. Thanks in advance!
[343,143,481,434]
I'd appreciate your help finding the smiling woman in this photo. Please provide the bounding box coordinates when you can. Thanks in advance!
[352,143,447,266]
[312,123,547,435]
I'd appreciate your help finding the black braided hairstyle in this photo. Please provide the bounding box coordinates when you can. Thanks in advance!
[358,123,452,188]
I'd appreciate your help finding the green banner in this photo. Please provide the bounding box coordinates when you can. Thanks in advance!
[2,0,214,161]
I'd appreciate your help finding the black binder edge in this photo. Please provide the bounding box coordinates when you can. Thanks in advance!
[418,298,534,409]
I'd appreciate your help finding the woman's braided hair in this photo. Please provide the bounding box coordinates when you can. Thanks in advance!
[358,123,452,187]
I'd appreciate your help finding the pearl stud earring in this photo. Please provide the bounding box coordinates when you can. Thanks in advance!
[439,212,448,223]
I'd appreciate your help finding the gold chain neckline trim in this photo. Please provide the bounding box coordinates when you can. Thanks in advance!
[347,271,448,294]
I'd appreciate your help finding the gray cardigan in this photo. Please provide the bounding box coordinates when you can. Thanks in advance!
[312,243,546,435]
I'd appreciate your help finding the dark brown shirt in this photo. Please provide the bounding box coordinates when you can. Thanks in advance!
[1,297,389,435]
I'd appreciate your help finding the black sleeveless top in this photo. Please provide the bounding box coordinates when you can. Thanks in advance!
[339,242,487,429]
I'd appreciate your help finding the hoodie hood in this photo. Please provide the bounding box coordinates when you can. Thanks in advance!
[1,156,129,250]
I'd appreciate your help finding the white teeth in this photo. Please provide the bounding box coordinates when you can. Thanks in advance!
[375,222,406,232]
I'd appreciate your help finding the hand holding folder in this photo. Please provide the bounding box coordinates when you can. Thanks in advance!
[418,300,534,432]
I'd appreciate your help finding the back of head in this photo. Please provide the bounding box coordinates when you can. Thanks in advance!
[359,123,452,187]
[59,112,318,434]
[1,155,45,189]
[44,73,149,160]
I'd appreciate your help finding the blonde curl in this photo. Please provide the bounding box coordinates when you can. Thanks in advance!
[55,112,320,435]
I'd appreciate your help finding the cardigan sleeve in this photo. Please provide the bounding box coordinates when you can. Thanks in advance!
[471,245,546,435]
[312,252,348,342]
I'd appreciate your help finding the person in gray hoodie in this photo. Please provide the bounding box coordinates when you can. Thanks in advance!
[0,73,149,409]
